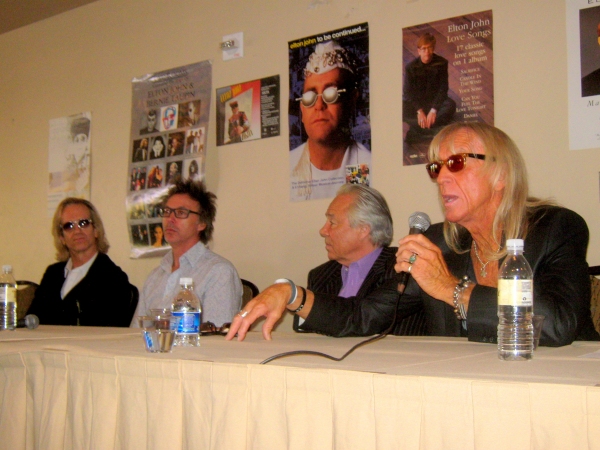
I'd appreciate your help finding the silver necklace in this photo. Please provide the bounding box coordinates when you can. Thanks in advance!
[472,240,493,277]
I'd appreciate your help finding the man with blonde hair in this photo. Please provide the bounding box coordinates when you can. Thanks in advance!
[28,198,135,326]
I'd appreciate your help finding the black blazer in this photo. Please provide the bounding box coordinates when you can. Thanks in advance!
[298,246,426,337]
[403,206,599,346]
[28,253,136,327]
[299,207,599,346]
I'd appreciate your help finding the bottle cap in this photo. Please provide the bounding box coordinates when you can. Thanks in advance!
[179,277,193,286]
[2,265,12,273]
[506,239,524,250]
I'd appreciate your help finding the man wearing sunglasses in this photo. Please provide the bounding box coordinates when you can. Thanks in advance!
[28,198,135,326]
[403,33,456,144]
[290,40,371,201]
[131,178,242,328]
[395,122,598,346]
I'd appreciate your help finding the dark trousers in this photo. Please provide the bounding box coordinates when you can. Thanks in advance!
[403,97,456,129]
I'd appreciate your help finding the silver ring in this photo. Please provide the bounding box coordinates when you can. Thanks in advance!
[239,310,249,318]
[407,264,413,273]
[408,253,417,264]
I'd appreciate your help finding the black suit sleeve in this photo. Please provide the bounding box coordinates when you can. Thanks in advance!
[299,247,425,337]
[27,263,73,323]
[299,279,400,337]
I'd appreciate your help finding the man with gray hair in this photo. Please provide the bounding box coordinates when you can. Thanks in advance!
[226,184,425,341]
[290,40,371,201]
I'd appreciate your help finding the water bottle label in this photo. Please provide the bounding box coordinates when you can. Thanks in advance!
[498,280,533,306]
[173,311,200,334]
[0,287,16,303]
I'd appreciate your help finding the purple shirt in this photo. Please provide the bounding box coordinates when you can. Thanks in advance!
[338,247,383,298]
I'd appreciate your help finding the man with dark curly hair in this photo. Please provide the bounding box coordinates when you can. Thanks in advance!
[132,178,242,327]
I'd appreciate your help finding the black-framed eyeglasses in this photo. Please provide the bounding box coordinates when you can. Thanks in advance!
[296,86,347,108]
[61,219,93,232]
[159,207,201,219]
[425,153,486,179]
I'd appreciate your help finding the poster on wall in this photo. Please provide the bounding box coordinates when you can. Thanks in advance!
[402,10,494,166]
[216,75,280,146]
[288,23,371,202]
[127,60,212,258]
[567,1,600,150]
[47,112,92,217]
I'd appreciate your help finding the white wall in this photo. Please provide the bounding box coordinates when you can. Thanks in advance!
[1,0,598,331]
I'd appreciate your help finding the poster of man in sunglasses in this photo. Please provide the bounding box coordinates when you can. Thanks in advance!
[402,10,494,165]
[288,23,371,202]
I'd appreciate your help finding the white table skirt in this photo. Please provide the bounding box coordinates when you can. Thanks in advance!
[1,326,600,450]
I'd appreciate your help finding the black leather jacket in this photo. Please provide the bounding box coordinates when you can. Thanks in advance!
[407,206,598,346]
[302,206,599,346]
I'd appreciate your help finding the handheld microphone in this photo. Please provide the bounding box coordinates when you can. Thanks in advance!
[397,212,431,294]
[17,314,39,329]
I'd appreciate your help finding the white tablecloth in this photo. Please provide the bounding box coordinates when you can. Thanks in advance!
[1,326,600,449]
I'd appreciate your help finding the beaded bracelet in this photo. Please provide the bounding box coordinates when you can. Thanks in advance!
[290,286,307,313]
[453,275,472,320]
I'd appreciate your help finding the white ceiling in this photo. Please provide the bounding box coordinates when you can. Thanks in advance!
[0,0,98,35]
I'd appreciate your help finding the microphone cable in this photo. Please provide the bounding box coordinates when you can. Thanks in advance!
[259,211,430,365]
[259,291,402,365]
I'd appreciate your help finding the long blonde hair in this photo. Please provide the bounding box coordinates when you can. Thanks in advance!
[52,198,110,261]
[428,122,554,260]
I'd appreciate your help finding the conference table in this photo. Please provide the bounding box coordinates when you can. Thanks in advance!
[1,326,599,450]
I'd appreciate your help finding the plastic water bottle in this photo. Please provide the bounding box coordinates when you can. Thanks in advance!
[0,265,17,331]
[171,278,201,347]
[497,239,534,361]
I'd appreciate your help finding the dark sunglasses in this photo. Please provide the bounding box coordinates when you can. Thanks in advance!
[159,207,200,219]
[425,153,486,179]
[296,86,347,108]
[61,218,93,232]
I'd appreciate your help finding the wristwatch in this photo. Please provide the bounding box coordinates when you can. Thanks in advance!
[274,278,298,305]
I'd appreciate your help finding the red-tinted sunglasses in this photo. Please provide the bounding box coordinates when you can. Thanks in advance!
[425,153,486,179]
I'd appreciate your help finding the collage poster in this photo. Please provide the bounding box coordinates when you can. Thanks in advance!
[48,112,92,217]
[215,75,280,146]
[127,60,212,258]
[567,1,600,150]
[402,10,494,166]
[288,23,371,202]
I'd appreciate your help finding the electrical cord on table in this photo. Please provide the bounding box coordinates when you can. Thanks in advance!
[259,287,404,365]
[259,212,429,365]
